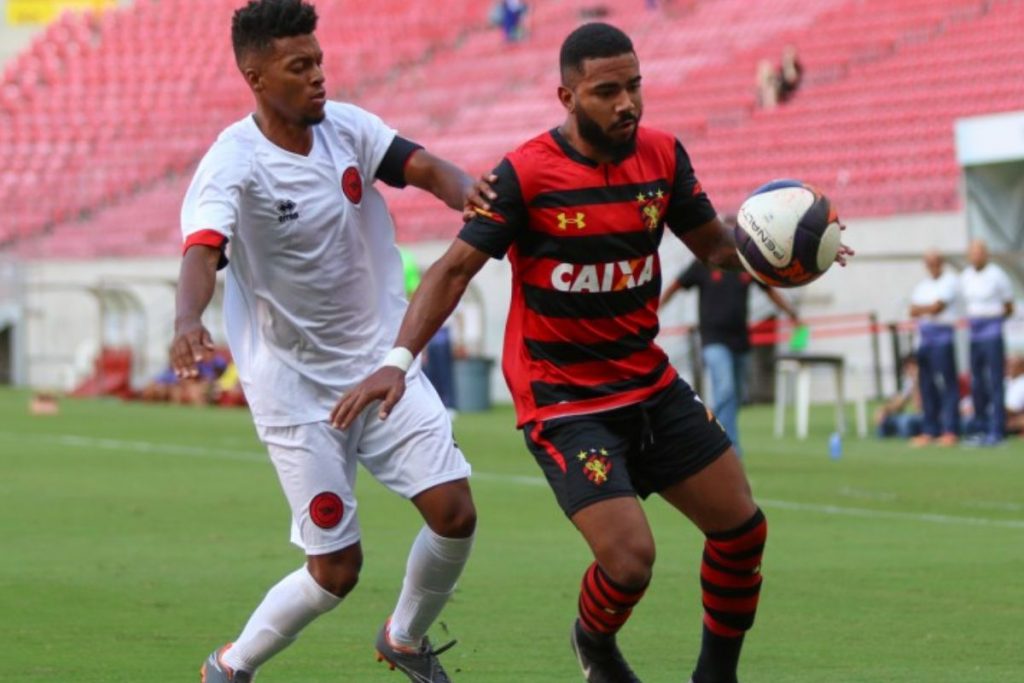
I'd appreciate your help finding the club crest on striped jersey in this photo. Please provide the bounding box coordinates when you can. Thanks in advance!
[636,189,667,231]
[557,211,586,230]
[577,447,612,485]
[550,255,655,293]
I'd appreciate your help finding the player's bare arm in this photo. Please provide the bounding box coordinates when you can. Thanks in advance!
[170,244,220,379]
[659,277,684,307]
[402,149,497,217]
[331,239,490,429]
[910,301,946,317]
[766,287,800,321]
[681,217,744,271]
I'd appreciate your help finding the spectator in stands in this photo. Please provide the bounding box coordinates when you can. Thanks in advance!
[777,45,803,103]
[907,250,960,446]
[211,360,247,407]
[492,0,527,43]
[1005,355,1024,435]
[875,355,924,439]
[960,239,1014,446]
[140,355,228,405]
[755,59,780,109]
[661,215,800,454]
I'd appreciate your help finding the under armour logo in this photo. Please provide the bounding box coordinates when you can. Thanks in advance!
[557,211,586,230]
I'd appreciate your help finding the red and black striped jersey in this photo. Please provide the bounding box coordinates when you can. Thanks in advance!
[458,126,716,426]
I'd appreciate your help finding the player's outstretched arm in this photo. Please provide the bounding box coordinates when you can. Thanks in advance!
[403,149,497,214]
[681,217,743,271]
[331,238,491,429]
[170,245,220,379]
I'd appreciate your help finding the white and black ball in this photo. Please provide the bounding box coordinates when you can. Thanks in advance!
[734,179,842,288]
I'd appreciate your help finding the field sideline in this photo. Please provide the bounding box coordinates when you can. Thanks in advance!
[1,388,1022,682]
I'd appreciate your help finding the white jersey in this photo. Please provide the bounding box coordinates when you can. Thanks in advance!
[960,263,1013,319]
[1007,375,1024,413]
[181,102,415,426]
[909,270,959,325]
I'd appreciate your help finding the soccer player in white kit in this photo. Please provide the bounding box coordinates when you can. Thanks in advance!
[171,2,489,681]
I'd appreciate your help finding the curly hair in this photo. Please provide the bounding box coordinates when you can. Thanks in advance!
[559,22,634,83]
[231,0,319,63]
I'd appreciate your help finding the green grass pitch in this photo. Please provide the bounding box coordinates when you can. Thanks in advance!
[1,387,1022,682]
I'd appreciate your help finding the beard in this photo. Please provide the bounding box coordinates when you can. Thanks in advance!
[576,106,639,161]
[303,110,327,126]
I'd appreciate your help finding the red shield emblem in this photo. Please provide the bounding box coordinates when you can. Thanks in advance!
[635,191,668,232]
[309,492,344,529]
[342,166,362,204]
[578,448,613,486]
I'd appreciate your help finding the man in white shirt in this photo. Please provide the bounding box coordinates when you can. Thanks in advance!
[907,250,960,446]
[1005,355,1024,435]
[171,2,492,681]
[959,239,1015,445]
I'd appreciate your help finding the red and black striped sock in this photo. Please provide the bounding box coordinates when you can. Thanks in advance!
[693,508,767,683]
[577,562,647,639]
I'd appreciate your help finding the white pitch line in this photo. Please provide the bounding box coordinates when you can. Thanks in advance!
[3,431,1023,530]
[0,431,265,463]
[757,498,1024,530]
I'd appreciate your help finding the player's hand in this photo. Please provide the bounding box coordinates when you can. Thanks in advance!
[170,317,215,379]
[331,367,407,430]
[835,223,855,267]
[462,173,498,222]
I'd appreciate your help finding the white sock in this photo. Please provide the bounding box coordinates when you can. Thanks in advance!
[388,526,475,649]
[222,566,342,673]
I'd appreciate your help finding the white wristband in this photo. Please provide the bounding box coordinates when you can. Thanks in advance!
[381,347,414,373]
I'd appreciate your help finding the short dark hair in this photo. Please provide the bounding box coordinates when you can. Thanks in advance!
[559,22,634,81]
[231,0,318,63]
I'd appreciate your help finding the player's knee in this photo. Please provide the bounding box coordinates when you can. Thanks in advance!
[599,542,655,590]
[430,498,477,538]
[307,548,363,597]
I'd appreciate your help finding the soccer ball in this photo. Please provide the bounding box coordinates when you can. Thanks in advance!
[734,179,842,288]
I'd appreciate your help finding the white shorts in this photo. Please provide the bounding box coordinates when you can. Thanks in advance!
[255,372,471,555]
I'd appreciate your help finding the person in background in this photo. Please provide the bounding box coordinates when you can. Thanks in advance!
[959,239,1014,446]
[661,218,800,455]
[1005,355,1024,435]
[754,59,779,109]
[875,355,923,439]
[907,250,960,446]
[494,0,527,43]
[776,45,803,103]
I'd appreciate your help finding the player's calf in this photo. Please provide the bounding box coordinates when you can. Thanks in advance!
[691,508,767,683]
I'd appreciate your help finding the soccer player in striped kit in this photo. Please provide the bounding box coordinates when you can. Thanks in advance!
[334,22,850,683]
[173,2,496,681]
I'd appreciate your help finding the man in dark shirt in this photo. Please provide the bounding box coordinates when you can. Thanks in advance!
[661,228,798,454]
[333,22,850,683]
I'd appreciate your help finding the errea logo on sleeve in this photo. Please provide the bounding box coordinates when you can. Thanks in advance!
[275,199,299,223]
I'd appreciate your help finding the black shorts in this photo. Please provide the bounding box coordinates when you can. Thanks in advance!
[523,378,732,517]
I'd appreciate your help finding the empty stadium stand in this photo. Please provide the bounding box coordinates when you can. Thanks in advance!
[3,0,1023,256]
